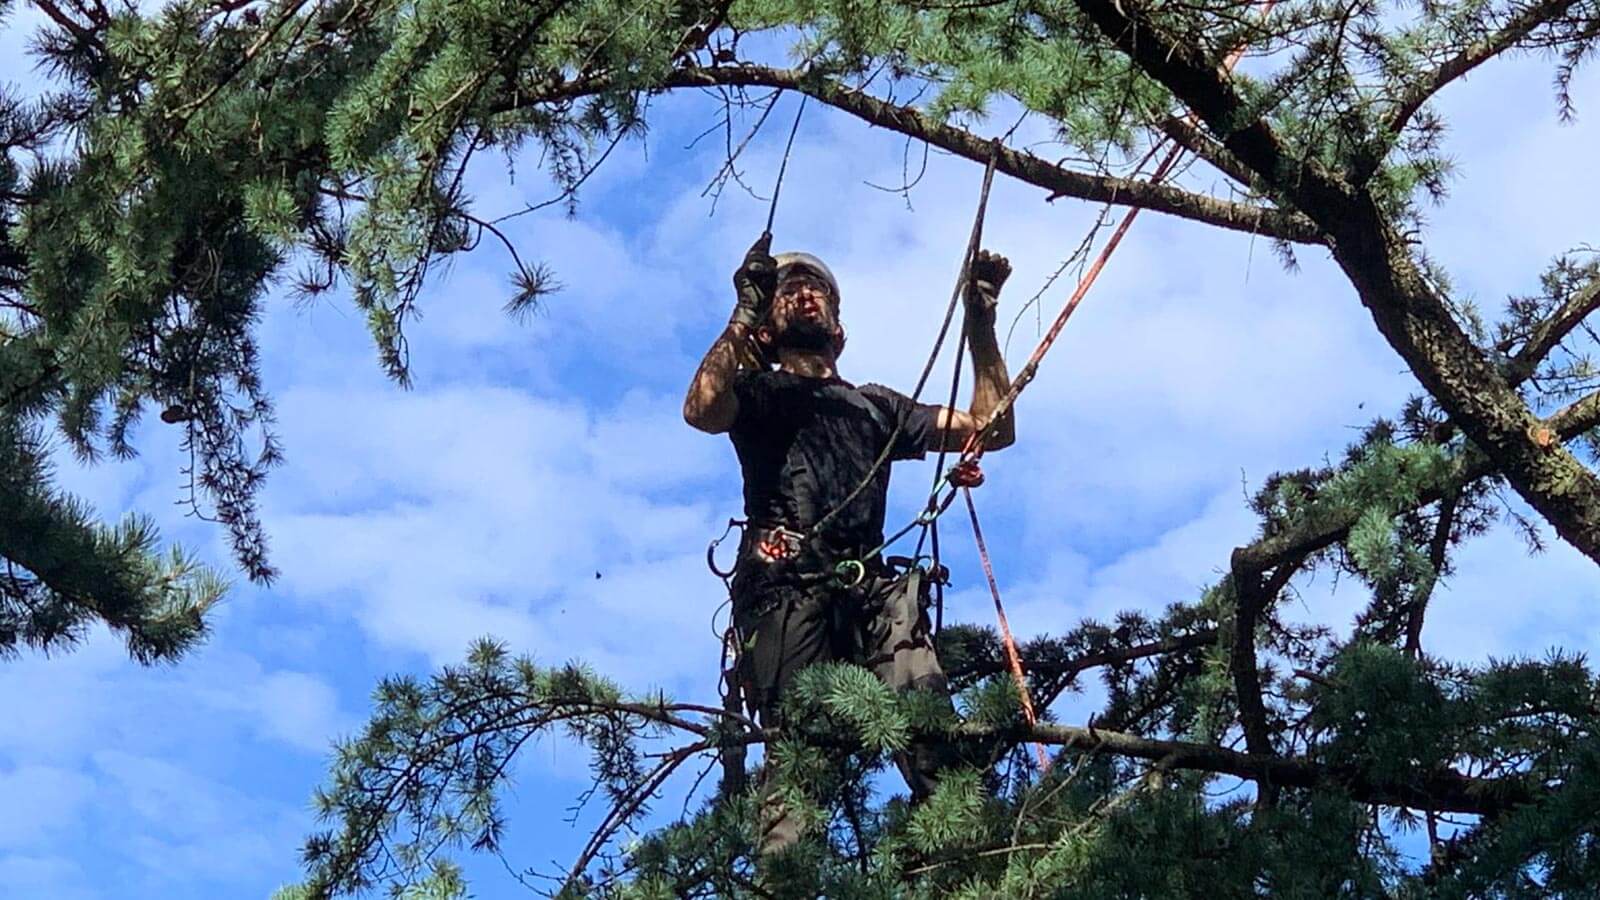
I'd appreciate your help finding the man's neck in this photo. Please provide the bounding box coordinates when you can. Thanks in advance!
[775,348,838,380]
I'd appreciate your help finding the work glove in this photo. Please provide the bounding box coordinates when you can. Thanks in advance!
[964,249,1011,323]
[731,232,778,327]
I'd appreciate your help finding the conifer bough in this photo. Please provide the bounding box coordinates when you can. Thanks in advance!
[3,0,1600,894]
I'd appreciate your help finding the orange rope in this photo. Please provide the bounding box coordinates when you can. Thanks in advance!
[964,485,1050,769]
[953,1,1278,773]
[961,0,1279,467]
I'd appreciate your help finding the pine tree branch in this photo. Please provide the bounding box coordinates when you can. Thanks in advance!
[566,745,697,891]
[28,0,101,47]
[1233,353,1600,579]
[1072,0,1600,568]
[0,360,60,412]
[1405,489,1459,657]
[1152,114,1261,191]
[675,66,1322,243]
[690,720,1532,816]
[998,722,1532,817]
[1385,0,1586,138]
[499,65,1325,245]
[946,629,1218,682]
[1505,272,1600,383]
[0,434,216,663]
[1228,554,1306,766]
[1068,0,1350,212]
[167,0,316,122]
[544,694,1542,819]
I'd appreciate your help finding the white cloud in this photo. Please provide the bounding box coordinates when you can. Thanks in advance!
[260,380,735,683]
[0,853,95,900]
[0,635,326,897]
[259,671,346,752]
[0,766,96,849]
[1442,529,1600,660]
[3,27,1599,900]
[214,660,352,757]
[91,750,301,884]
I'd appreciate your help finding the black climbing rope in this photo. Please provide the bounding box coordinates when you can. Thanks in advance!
[807,140,1003,559]
[764,94,808,237]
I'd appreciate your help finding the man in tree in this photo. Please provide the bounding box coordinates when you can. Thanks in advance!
[683,232,1017,853]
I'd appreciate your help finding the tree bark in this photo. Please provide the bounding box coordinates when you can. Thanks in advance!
[1070,0,1600,567]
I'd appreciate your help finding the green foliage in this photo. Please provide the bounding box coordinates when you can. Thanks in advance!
[0,415,225,662]
[289,630,1600,898]
[3,0,1600,892]
[2,0,1595,672]
[1313,644,1461,781]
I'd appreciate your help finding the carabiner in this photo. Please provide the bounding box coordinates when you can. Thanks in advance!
[833,559,867,588]
[706,518,744,579]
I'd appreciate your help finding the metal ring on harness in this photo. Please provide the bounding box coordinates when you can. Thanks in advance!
[832,558,867,588]
[706,518,744,580]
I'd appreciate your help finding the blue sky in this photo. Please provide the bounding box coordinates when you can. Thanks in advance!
[2,8,1600,897]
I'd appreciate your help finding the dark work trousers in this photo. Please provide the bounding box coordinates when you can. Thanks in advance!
[731,549,957,855]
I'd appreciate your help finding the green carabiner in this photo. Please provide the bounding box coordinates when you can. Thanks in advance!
[833,559,867,588]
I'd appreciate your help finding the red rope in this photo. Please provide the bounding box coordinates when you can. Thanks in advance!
[963,486,1050,770]
[952,0,1278,773]
[959,0,1279,467]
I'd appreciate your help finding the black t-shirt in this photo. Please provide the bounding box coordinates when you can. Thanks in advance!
[729,369,940,554]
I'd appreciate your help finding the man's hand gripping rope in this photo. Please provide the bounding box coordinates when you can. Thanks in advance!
[731,232,777,329]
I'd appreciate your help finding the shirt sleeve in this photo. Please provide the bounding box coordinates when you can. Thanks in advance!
[731,368,772,431]
[860,383,940,460]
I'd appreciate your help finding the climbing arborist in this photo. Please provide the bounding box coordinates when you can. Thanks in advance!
[683,232,1017,855]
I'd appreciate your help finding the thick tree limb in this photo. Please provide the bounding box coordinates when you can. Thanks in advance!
[28,0,100,46]
[694,719,1533,817]
[1072,0,1600,568]
[1228,555,1305,763]
[1154,114,1261,190]
[601,695,1535,819]
[999,723,1532,817]
[1385,0,1586,137]
[1069,0,1349,211]
[505,64,1325,244]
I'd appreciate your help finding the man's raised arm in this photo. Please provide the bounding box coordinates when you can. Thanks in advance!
[935,250,1017,451]
[683,234,775,434]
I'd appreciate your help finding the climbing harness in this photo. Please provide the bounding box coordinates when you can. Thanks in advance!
[703,135,1059,762]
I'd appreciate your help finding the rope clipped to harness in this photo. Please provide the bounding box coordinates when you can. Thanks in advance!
[965,487,1050,770]
[936,0,1282,773]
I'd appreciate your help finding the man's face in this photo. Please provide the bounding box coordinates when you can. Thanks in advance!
[764,273,841,353]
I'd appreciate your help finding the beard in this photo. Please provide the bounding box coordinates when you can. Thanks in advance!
[769,316,836,353]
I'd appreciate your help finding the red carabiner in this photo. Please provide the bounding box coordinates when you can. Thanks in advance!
[949,459,985,489]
